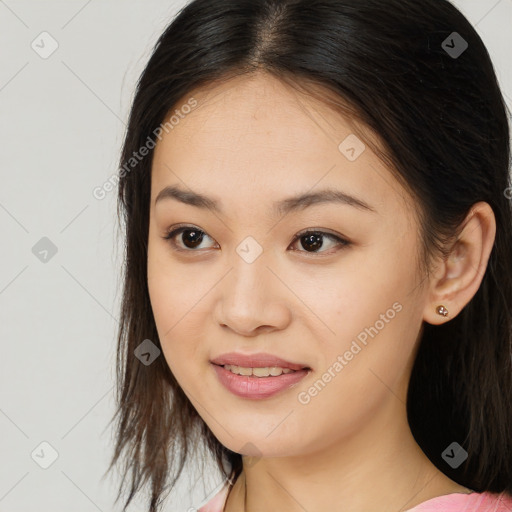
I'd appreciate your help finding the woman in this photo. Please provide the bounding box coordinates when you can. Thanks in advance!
[106,1,512,511]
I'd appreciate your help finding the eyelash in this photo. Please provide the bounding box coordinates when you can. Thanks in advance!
[162,224,351,255]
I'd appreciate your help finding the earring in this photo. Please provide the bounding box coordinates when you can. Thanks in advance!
[436,305,449,317]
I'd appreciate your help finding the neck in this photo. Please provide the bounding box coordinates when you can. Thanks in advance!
[224,395,469,512]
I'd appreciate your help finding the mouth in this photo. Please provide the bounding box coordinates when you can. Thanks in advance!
[210,352,312,399]
[211,363,310,377]
[210,352,311,372]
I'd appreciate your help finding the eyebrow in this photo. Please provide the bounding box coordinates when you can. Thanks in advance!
[155,184,377,215]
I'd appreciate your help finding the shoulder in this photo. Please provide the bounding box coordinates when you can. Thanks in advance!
[406,490,512,511]
[197,480,231,512]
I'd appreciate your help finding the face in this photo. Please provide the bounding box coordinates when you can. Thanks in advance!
[147,72,430,458]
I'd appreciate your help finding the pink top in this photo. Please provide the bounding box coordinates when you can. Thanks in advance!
[198,481,512,512]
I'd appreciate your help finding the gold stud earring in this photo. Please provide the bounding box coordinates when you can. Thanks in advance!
[436,305,449,317]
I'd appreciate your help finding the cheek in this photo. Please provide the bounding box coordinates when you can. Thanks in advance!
[288,302,418,455]
[147,249,201,372]
[287,247,409,339]
[294,240,421,388]
[147,240,198,332]
[147,246,227,396]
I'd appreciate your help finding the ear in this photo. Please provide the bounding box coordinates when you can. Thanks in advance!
[423,201,496,325]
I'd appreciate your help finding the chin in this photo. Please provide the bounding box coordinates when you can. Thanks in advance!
[216,433,300,459]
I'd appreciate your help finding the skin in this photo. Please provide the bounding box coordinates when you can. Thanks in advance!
[146,71,496,512]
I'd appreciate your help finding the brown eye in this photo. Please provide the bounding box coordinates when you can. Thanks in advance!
[163,226,217,251]
[162,225,350,255]
[289,230,350,254]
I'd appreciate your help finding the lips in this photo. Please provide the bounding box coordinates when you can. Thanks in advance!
[210,352,310,371]
[212,364,310,399]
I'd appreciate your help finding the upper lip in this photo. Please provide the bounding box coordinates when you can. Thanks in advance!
[210,352,310,371]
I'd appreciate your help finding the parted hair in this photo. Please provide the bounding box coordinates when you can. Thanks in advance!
[106,1,512,510]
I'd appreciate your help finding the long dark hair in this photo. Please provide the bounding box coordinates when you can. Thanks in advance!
[106,1,512,510]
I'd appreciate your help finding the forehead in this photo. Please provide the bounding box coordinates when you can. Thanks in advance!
[150,72,412,221]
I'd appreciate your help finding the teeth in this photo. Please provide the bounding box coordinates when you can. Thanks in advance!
[224,365,296,377]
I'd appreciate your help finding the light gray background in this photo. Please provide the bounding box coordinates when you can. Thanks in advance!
[1,1,511,511]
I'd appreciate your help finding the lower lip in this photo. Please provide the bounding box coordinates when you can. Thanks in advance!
[211,363,310,399]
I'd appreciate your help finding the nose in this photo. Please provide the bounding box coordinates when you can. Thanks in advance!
[213,256,292,337]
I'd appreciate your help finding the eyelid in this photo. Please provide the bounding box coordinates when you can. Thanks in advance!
[288,228,351,254]
[162,224,351,254]
[163,223,218,252]
[293,227,346,241]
